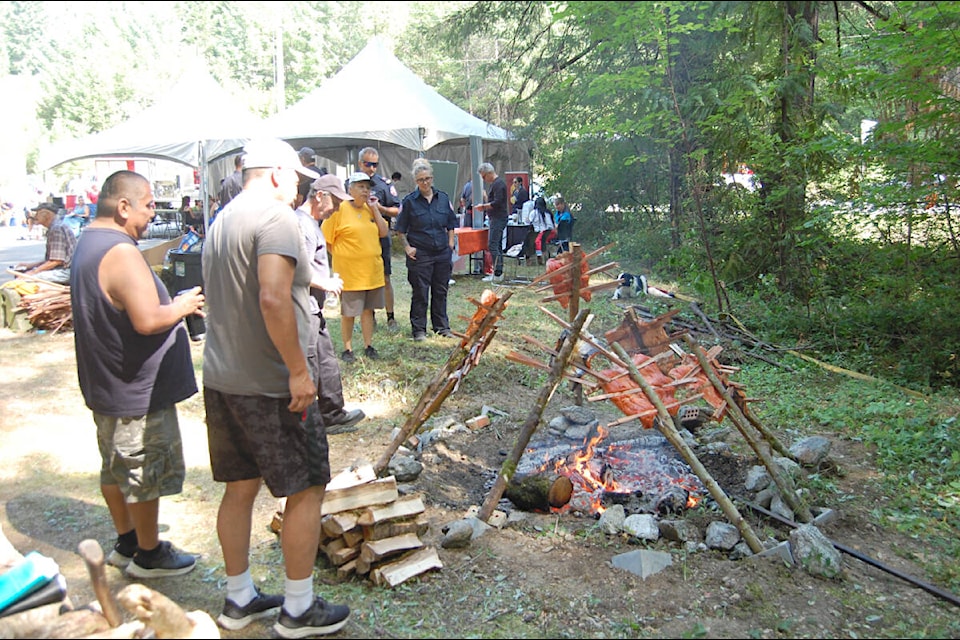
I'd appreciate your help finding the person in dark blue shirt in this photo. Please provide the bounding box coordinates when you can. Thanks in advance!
[395,159,458,342]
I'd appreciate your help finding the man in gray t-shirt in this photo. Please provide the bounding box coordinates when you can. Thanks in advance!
[201,139,351,636]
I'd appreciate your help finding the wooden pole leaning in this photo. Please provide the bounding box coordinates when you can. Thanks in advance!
[611,343,765,554]
[477,308,591,523]
[681,334,813,523]
[373,290,514,477]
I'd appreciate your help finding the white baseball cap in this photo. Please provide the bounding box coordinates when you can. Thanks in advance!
[242,139,319,179]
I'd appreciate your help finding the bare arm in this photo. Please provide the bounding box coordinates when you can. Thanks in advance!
[22,258,63,274]
[258,253,315,413]
[100,243,203,335]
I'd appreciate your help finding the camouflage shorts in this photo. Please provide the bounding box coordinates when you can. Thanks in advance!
[203,387,331,498]
[94,407,185,503]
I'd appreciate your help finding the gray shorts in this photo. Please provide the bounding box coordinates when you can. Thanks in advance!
[340,287,385,317]
[95,407,185,503]
[203,387,331,497]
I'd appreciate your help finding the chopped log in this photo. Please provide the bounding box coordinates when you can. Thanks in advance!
[356,495,425,527]
[362,515,430,542]
[359,533,423,565]
[327,545,360,567]
[328,462,377,490]
[336,559,357,581]
[355,554,372,576]
[370,547,443,588]
[322,537,346,558]
[321,512,359,538]
[321,476,399,515]
[342,528,364,549]
[504,473,574,511]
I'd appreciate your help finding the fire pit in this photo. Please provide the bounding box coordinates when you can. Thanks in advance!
[511,423,705,517]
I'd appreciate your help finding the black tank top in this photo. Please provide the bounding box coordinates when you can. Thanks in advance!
[70,228,197,416]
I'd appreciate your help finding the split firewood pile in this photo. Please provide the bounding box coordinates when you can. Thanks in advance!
[272,464,442,588]
[2,276,72,332]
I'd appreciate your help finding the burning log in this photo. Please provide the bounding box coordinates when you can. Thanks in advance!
[504,473,574,512]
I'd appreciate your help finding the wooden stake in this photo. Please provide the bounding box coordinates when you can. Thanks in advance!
[612,343,765,554]
[478,309,591,522]
[681,334,813,523]
[373,291,514,476]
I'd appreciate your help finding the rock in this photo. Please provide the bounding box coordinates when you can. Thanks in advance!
[598,504,626,535]
[658,519,702,543]
[770,492,795,522]
[789,436,832,466]
[559,405,595,425]
[441,517,490,548]
[790,524,842,579]
[387,455,423,482]
[744,465,770,491]
[705,521,740,550]
[622,514,660,541]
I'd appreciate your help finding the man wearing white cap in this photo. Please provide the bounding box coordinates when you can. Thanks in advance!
[201,138,350,637]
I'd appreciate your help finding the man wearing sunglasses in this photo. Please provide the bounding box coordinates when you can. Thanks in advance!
[356,147,400,331]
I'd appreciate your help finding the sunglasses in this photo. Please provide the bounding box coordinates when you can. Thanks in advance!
[363,161,378,168]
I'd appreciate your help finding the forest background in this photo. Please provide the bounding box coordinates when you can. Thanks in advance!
[1,0,959,610]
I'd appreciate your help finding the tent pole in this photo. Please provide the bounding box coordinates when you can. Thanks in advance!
[200,143,209,231]
[469,135,483,228]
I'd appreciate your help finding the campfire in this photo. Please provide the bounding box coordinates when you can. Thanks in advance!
[512,421,706,517]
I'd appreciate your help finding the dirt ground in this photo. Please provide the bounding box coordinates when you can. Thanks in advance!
[1,329,959,639]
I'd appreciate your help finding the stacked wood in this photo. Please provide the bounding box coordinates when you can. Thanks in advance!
[318,464,442,588]
[4,275,72,332]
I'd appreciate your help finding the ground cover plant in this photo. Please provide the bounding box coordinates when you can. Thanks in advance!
[1,252,959,639]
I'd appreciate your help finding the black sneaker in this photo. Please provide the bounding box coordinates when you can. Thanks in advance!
[218,587,283,630]
[340,350,355,363]
[436,329,455,338]
[325,409,365,435]
[363,345,379,359]
[106,534,137,569]
[124,540,196,578]
[274,597,350,638]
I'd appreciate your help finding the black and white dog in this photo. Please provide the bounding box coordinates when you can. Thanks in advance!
[611,273,647,300]
[611,272,675,300]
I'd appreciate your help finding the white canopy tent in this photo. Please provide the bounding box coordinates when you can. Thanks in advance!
[39,67,269,222]
[267,38,530,211]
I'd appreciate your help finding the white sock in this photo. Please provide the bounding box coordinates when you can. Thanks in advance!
[226,569,257,607]
[284,577,314,617]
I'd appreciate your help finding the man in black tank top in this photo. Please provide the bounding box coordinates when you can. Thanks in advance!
[70,170,205,579]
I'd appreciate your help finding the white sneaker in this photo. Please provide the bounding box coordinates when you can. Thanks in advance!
[492,274,504,283]
[481,274,495,282]
[448,279,456,285]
